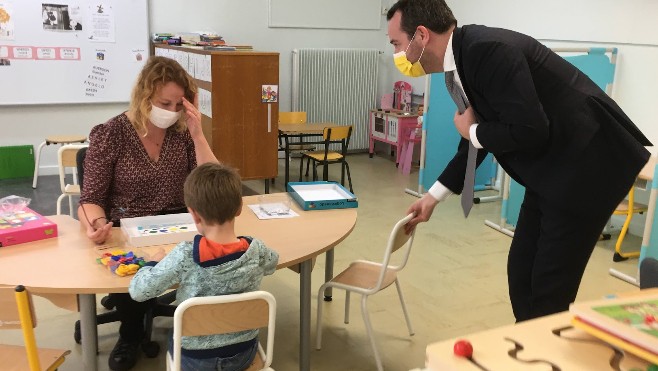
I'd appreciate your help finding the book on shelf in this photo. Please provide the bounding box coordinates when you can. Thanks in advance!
[569,291,658,363]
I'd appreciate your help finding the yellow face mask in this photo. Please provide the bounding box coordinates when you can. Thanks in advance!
[393,31,426,77]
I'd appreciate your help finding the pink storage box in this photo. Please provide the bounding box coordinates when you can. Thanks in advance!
[0,207,58,247]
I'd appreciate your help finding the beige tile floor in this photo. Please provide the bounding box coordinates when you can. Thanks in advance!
[2,153,642,370]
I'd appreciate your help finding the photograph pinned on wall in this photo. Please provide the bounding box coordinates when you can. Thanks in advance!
[0,1,15,40]
[262,84,278,103]
[0,58,10,66]
[42,3,82,31]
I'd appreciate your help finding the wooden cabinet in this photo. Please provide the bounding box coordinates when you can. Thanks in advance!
[154,45,279,182]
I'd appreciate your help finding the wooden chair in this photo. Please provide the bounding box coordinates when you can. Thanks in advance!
[316,214,416,371]
[612,187,648,262]
[300,126,354,193]
[167,291,276,371]
[56,144,87,216]
[32,134,87,189]
[0,285,71,371]
[279,111,314,175]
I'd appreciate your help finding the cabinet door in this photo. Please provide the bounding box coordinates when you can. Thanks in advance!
[213,53,279,180]
[387,116,399,143]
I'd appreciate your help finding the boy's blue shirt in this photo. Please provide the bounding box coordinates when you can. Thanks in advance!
[129,235,279,350]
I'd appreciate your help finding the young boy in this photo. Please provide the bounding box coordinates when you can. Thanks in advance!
[129,162,279,370]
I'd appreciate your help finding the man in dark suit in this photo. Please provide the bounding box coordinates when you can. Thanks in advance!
[387,0,652,321]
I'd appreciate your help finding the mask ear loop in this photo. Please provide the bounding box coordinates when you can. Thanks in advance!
[405,30,425,64]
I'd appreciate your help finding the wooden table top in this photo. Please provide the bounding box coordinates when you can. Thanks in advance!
[425,310,650,370]
[0,194,356,294]
[278,122,343,135]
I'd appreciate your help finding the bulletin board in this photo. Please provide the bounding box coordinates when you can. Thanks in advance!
[0,0,149,105]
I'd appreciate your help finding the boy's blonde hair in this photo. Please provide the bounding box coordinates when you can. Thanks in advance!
[128,56,197,136]
[184,163,242,225]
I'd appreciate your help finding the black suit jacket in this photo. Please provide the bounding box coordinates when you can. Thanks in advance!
[438,25,651,213]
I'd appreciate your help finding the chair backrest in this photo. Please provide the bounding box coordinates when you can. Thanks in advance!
[76,146,87,191]
[372,213,416,292]
[0,285,41,370]
[170,291,276,371]
[279,111,307,124]
[321,126,353,157]
[57,144,87,193]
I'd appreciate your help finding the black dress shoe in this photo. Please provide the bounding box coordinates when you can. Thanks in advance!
[108,337,140,371]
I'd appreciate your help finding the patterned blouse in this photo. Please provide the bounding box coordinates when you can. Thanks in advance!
[80,113,197,223]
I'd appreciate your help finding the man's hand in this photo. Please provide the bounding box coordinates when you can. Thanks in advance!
[405,193,439,234]
[454,106,476,140]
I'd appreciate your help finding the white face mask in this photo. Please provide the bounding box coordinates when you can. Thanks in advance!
[149,104,181,129]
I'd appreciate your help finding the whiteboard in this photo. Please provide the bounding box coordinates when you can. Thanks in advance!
[268,0,381,30]
[0,0,149,105]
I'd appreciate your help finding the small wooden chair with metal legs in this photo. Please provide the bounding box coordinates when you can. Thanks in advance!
[56,144,88,216]
[0,285,71,371]
[613,187,648,262]
[278,112,314,176]
[316,214,415,371]
[33,135,87,188]
[300,126,354,193]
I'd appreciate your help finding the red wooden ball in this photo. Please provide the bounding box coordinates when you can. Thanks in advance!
[454,339,473,358]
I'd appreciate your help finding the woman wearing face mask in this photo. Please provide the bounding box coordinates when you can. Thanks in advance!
[78,56,218,371]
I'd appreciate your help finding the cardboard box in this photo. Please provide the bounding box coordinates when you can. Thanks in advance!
[0,207,58,247]
[121,213,198,247]
[287,182,358,211]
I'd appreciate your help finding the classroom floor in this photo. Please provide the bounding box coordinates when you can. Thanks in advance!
[0,152,642,371]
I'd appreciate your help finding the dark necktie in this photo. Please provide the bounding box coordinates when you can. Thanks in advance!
[445,71,477,218]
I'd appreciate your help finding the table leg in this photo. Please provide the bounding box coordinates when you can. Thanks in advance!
[324,249,334,301]
[300,260,312,371]
[79,294,98,371]
[284,135,291,187]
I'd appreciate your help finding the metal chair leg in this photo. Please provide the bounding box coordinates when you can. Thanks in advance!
[361,296,383,371]
[395,279,414,336]
[32,141,47,189]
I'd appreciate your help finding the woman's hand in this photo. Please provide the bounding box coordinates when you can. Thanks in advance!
[182,94,203,140]
[86,221,113,244]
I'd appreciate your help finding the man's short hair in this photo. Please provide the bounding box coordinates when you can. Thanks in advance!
[184,162,242,225]
[387,0,457,37]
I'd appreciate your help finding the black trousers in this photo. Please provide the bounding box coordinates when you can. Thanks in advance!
[113,293,151,340]
[507,189,617,322]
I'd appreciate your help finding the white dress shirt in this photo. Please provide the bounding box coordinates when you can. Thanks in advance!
[427,31,483,201]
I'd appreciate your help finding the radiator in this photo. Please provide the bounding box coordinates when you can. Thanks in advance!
[292,48,379,151]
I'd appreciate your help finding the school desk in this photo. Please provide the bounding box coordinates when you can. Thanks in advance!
[0,194,357,371]
[279,122,343,186]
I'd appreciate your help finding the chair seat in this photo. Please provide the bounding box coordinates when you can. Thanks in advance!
[45,135,87,145]
[614,199,648,214]
[331,261,397,291]
[287,144,316,151]
[245,350,266,370]
[0,343,70,371]
[63,184,80,194]
[304,151,344,161]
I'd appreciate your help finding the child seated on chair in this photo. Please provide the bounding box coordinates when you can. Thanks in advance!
[129,162,279,371]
